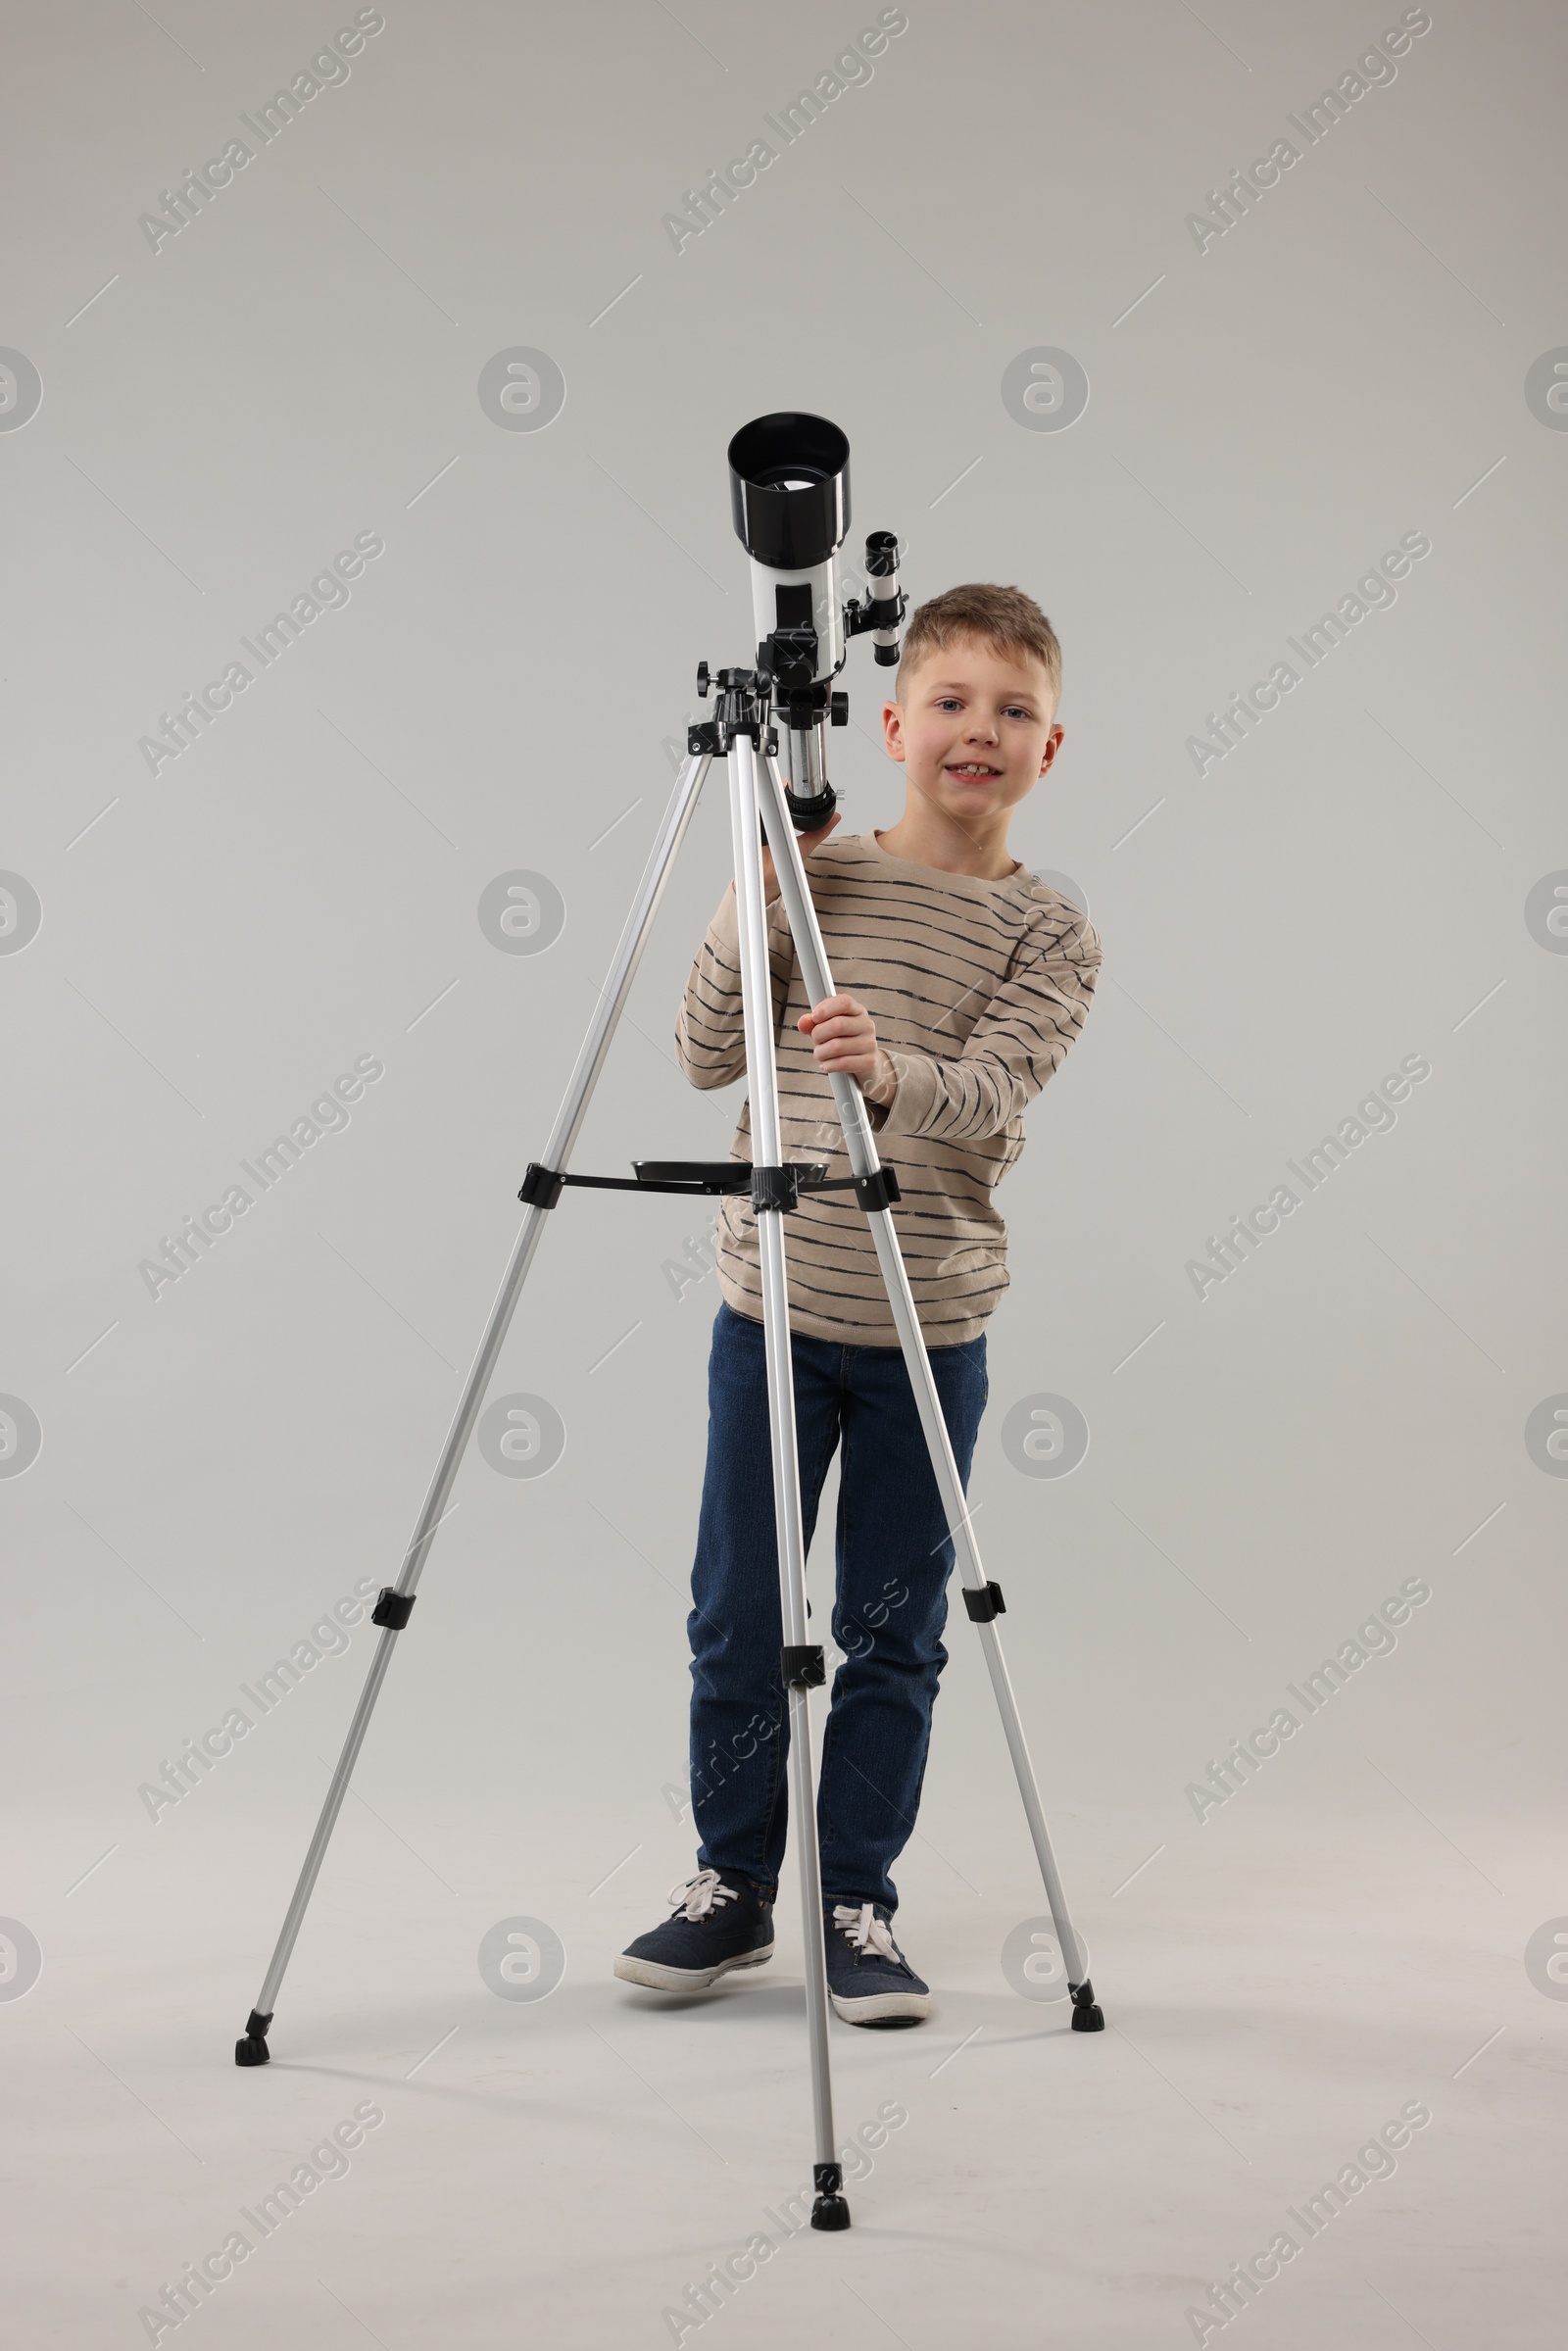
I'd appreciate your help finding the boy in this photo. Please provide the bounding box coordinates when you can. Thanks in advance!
[614,583,1102,2025]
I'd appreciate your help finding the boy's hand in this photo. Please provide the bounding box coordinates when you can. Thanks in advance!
[760,809,839,903]
[798,993,899,1104]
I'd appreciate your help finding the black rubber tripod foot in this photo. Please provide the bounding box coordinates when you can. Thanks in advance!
[1069,1978,1105,2032]
[810,2161,852,2230]
[234,2008,272,2066]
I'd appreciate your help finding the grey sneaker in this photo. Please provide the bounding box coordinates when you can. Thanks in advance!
[613,1869,774,1992]
[824,1900,931,2026]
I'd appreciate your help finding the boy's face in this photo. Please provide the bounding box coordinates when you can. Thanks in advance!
[883,634,1062,830]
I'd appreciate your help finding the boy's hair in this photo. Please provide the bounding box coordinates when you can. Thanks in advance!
[896,582,1061,705]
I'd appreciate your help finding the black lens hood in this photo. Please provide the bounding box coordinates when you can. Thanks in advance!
[728,413,851,569]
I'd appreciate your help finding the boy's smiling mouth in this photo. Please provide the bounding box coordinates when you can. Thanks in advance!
[946,760,1003,777]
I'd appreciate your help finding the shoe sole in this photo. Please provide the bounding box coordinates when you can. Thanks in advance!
[829,1987,932,2026]
[613,1942,774,1993]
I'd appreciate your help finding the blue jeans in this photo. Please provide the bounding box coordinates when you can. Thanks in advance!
[688,1301,988,1914]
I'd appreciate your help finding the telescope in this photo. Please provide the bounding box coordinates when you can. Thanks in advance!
[724,412,905,829]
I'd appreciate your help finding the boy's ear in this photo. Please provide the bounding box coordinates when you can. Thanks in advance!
[882,699,906,762]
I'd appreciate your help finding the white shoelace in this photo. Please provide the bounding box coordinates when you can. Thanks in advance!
[666,1868,740,1923]
[831,1902,903,1965]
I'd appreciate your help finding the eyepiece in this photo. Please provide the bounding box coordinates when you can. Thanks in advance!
[728,414,851,570]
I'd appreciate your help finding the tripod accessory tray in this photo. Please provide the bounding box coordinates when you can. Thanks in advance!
[518,1158,900,1213]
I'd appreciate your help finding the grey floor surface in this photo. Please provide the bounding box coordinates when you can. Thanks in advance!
[9,1774,1559,2347]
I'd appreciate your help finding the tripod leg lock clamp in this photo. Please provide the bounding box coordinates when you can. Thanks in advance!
[371,1589,416,1631]
[518,1162,565,1209]
[781,1643,826,1688]
[962,1580,1006,1623]
[752,1163,802,1214]
[853,1166,901,1211]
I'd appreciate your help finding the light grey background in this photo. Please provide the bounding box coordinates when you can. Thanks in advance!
[3,3,1564,2344]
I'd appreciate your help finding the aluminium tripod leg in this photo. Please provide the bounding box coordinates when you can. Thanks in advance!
[759,752,1103,2033]
[233,752,713,2067]
[727,730,850,2229]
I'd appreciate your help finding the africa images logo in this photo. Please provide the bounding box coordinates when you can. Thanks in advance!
[661,10,908,253]
[138,1054,385,1300]
[137,535,385,777]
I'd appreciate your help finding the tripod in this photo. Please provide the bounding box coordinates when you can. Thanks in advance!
[233,421,1104,2234]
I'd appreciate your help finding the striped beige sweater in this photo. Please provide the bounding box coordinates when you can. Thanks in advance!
[674,831,1103,1347]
